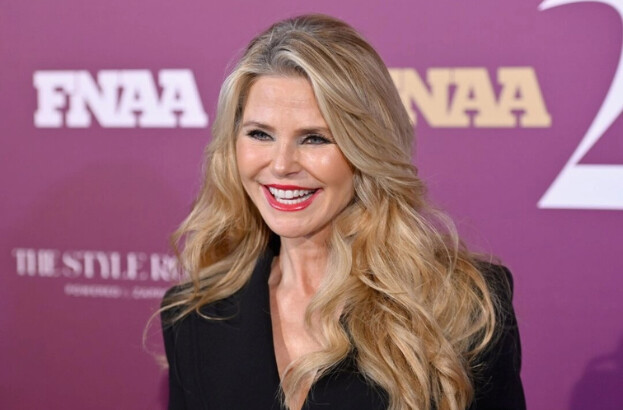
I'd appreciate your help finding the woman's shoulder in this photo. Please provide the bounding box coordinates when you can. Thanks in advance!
[472,260,516,321]
[475,260,514,295]
[160,283,191,322]
[469,260,526,409]
[161,281,247,329]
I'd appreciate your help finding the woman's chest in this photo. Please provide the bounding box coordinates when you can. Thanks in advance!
[173,304,387,410]
[269,284,324,379]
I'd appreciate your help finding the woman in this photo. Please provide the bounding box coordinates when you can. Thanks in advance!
[161,14,525,410]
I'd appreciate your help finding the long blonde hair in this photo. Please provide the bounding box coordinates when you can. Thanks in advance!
[163,14,500,410]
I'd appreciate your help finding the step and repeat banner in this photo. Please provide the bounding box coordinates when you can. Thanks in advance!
[1,0,622,409]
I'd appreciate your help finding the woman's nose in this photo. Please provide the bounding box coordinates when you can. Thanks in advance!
[270,142,300,176]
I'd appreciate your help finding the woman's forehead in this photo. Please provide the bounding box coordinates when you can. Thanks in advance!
[241,76,329,130]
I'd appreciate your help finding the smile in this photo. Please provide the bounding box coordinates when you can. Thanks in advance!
[262,185,320,211]
[268,186,315,203]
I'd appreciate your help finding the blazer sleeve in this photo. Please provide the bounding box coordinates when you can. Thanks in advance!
[161,289,188,410]
[469,264,526,410]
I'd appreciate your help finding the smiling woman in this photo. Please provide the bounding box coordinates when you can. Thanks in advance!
[236,76,354,240]
[160,14,525,410]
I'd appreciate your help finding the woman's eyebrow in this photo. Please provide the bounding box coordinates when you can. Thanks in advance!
[241,121,331,136]
[297,127,332,136]
[241,121,276,133]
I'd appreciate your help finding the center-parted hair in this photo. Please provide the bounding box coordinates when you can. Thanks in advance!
[163,14,500,410]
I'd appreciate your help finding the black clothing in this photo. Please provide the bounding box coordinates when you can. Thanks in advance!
[162,240,525,409]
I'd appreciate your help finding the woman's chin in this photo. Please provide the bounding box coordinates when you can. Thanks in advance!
[266,221,330,242]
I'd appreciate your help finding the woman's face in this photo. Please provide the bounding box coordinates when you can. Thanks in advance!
[236,75,354,241]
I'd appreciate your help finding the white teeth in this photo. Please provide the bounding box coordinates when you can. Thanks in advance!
[267,187,315,204]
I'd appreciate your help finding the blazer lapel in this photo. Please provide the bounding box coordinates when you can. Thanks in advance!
[191,243,282,408]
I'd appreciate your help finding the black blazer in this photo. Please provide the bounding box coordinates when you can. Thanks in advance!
[162,240,526,409]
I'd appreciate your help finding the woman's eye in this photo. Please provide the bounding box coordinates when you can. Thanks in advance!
[247,129,272,141]
[302,134,332,144]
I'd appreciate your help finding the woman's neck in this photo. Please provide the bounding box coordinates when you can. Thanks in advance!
[269,235,329,296]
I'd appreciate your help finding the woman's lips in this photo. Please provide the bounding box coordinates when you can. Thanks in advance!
[262,185,320,211]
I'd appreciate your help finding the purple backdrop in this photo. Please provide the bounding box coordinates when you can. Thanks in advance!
[1,0,622,409]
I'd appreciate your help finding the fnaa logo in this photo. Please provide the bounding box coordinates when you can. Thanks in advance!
[389,67,551,128]
[33,69,208,128]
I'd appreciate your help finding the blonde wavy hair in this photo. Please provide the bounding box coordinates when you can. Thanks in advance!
[163,14,501,410]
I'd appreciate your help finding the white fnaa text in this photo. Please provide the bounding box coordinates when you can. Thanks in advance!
[33,69,209,128]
